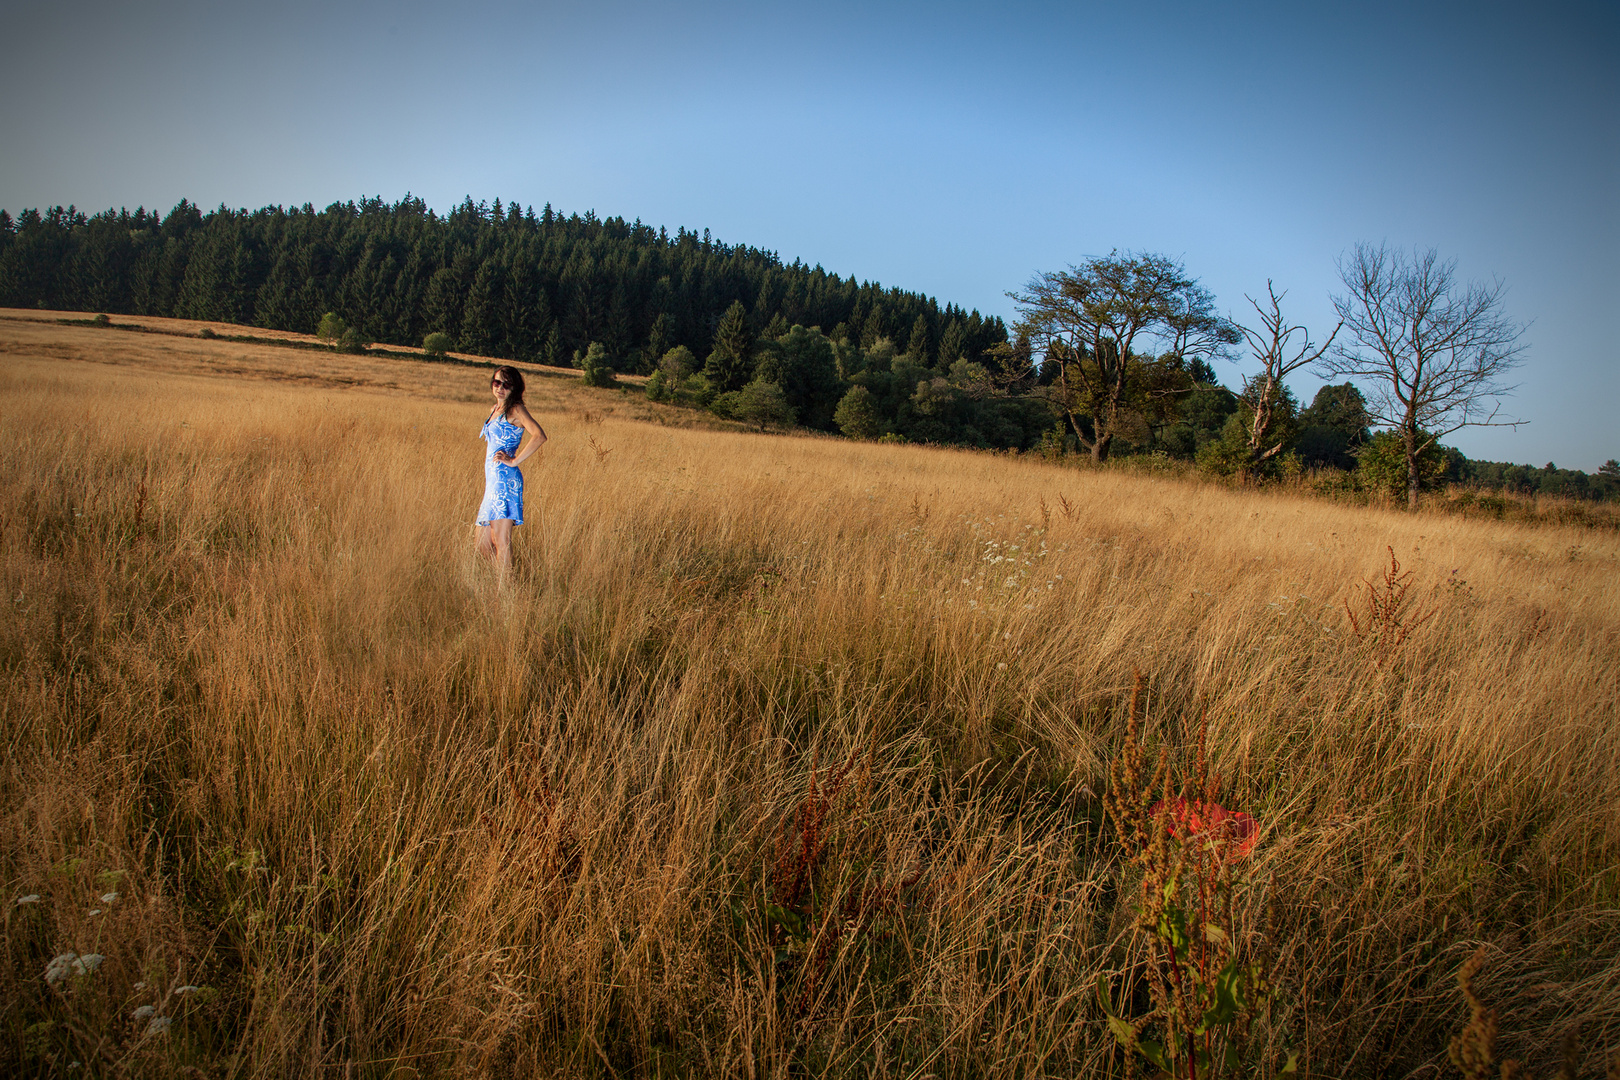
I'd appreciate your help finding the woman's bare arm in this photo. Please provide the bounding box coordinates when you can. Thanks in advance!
[495,403,548,466]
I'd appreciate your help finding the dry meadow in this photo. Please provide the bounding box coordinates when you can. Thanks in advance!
[2,313,1617,1078]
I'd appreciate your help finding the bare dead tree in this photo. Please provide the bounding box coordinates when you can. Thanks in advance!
[1322,243,1527,507]
[1009,252,1236,463]
[1235,281,1340,468]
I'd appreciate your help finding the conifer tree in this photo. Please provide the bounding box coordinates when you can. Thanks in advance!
[861,307,886,348]
[906,314,931,361]
[939,318,966,364]
[459,259,500,355]
[704,300,755,392]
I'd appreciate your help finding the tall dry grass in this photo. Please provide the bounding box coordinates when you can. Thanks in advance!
[2,325,1617,1078]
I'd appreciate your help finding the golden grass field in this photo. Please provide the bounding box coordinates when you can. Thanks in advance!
[2,312,1617,1078]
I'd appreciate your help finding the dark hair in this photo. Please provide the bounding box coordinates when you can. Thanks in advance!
[492,365,526,416]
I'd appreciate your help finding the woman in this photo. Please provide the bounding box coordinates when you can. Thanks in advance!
[476,365,546,574]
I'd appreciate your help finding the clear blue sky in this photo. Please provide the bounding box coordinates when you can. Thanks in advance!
[3,0,1614,468]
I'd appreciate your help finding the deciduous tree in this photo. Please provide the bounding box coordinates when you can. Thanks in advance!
[1322,243,1527,507]
[1230,282,1339,471]
[1010,252,1236,462]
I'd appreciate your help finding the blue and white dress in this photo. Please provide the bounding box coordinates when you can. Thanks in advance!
[476,412,525,526]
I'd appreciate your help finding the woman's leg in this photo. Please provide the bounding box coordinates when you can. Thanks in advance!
[489,519,515,575]
[475,524,496,559]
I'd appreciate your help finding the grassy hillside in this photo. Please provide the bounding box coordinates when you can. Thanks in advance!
[3,314,1617,1077]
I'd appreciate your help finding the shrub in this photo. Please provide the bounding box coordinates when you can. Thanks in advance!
[198,327,216,340]
[1358,430,1449,498]
[92,313,111,327]
[316,312,347,342]
[709,390,743,420]
[833,385,881,440]
[1036,423,1072,462]
[338,326,369,354]
[644,370,670,402]
[659,345,697,381]
[682,372,717,407]
[422,331,453,357]
[736,378,796,431]
[579,342,617,388]
[1195,413,1255,476]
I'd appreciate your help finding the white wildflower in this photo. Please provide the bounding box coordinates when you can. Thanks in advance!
[15,894,40,905]
[174,984,200,995]
[996,662,1007,670]
[132,1005,155,1020]
[134,981,147,990]
[45,953,77,985]
[144,1016,171,1037]
[87,909,102,917]
[74,954,103,975]
[100,892,119,904]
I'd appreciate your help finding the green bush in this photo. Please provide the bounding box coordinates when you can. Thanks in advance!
[736,378,796,431]
[580,342,617,387]
[1357,430,1450,498]
[709,390,743,420]
[338,326,369,354]
[92,313,111,327]
[682,372,717,407]
[1195,413,1255,477]
[423,331,453,357]
[644,370,670,402]
[659,345,697,381]
[833,385,881,440]
[316,312,347,342]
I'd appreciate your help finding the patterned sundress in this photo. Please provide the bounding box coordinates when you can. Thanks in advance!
[476,412,525,526]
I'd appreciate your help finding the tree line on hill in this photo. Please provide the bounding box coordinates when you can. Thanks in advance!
[0,197,1007,379]
[1,198,1612,501]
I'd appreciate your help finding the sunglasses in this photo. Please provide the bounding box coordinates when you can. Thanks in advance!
[492,380,511,389]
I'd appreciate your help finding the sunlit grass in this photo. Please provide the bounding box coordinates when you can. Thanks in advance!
[2,318,1617,1077]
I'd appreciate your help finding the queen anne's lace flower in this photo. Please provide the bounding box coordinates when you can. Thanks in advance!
[45,953,77,985]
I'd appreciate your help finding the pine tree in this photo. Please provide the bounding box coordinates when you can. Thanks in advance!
[645,312,673,374]
[939,318,965,364]
[906,313,931,361]
[704,300,755,392]
[542,323,562,367]
[861,306,886,348]
[460,259,500,356]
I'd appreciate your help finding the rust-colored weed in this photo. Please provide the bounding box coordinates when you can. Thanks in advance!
[1346,546,1436,654]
